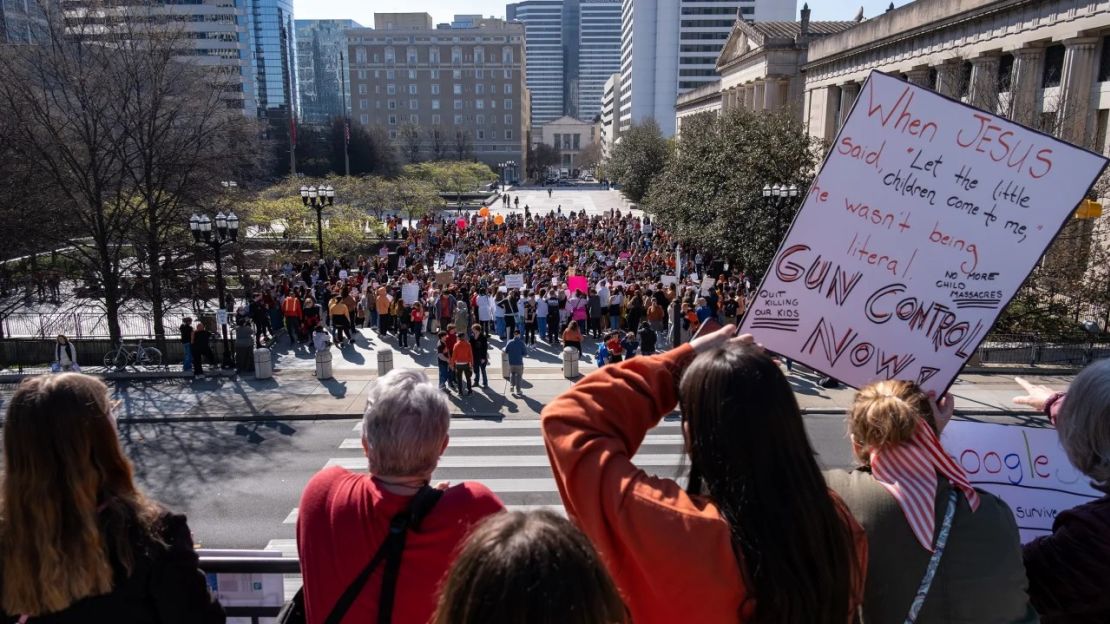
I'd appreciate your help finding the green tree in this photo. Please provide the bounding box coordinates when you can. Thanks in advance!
[527,143,561,180]
[608,118,672,203]
[644,109,819,278]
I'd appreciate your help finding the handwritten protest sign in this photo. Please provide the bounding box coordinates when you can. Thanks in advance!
[701,276,716,295]
[741,71,1107,394]
[942,421,1101,543]
[443,252,457,268]
[435,271,453,287]
[568,275,588,295]
[661,275,678,287]
[401,283,419,305]
[505,273,525,289]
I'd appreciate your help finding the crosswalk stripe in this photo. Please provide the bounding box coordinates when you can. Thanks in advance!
[325,453,684,470]
[340,435,683,449]
[282,503,567,525]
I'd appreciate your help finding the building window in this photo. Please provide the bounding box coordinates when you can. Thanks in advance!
[432,84,440,95]
[453,84,463,95]
[385,47,395,64]
[386,70,395,80]
[408,84,418,95]
[554,133,561,148]
[453,69,462,80]
[431,70,439,79]
[357,70,367,80]
[387,84,396,95]
[505,129,512,139]
[504,83,512,94]
[389,115,397,125]
[358,84,367,95]
[573,134,580,150]
[476,84,485,95]
[1098,37,1110,82]
[474,47,484,64]
[407,47,418,63]
[476,69,484,79]
[504,114,512,125]
[502,47,513,63]
[430,48,440,63]
[454,114,464,125]
[355,47,367,63]
[454,100,463,110]
[452,46,462,63]
[432,99,440,110]
[375,85,381,94]
[374,70,380,78]
[388,100,397,109]
[476,100,484,109]
[477,129,486,140]
[432,114,441,124]
[504,99,512,110]
[504,69,512,79]
[477,114,485,124]
[359,99,368,109]
[373,53,380,63]
[1043,44,1065,88]
[389,130,398,139]
[408,70,417,79]
[360,114,369,124]
[998,53,1014,91]
[410,99,418,109]
[411,114,419,124]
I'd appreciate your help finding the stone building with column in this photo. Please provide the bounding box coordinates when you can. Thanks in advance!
[801,0,1110,154]
[715,5,856,120]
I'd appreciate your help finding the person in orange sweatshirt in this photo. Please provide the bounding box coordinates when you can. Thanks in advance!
[541,324,867,624]
[451,335,474,396]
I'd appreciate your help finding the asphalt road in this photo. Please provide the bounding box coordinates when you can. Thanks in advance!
[123,413,931,550]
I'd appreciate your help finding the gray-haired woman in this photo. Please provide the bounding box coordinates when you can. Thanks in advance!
[1012,360,1110,622]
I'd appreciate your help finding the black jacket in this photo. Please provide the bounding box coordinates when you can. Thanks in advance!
[1,511,224,624]
[471,333,490,363]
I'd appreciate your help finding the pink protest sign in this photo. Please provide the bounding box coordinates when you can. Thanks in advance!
[568,276,588,295]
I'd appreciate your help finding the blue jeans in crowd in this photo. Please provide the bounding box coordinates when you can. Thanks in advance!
[537,317,547,340]
[181,343,192,372]
[438,360,450,389]
[610,315,620,331]
[495,317,506,339]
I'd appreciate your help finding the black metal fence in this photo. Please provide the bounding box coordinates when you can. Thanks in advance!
[0,336,233,373]
[199,556,300,623]
[974,334,1110,366]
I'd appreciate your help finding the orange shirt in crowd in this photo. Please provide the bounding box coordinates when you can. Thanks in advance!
[541,345,867,624]
[281,296,302,318]
[451,340,473,366]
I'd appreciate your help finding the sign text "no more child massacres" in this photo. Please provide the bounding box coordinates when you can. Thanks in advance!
[741,70,1108,394]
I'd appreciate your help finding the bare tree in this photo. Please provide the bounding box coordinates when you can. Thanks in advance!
[453,129,473,161]
[426,126,449,160]
[400,124,422,163]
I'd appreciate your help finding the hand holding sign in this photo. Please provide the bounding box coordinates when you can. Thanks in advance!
[740,70,1108,394]
[1012,377,1058,412]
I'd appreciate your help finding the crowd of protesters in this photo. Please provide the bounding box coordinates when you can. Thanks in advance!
[8,333,1110,623]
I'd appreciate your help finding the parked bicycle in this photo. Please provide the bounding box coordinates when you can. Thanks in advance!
[103,339,163,369]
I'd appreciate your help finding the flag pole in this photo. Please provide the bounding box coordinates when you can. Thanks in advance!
[340,50,350,177]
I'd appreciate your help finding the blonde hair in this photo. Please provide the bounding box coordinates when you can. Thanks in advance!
[848,380,934,463]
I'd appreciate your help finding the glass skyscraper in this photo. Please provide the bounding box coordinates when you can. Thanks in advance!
[577,0,621,121]
[242,0,297,125]
[507,0,564,127]
[295,19,361,126]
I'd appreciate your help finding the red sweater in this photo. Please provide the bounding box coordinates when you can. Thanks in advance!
[296,467,504,624]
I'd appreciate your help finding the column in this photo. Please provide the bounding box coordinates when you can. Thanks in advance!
[1009,44,1045,127]
[968,54,1001,112]
[839,82,860,125]
[934,59,963,97]
[752,80,766,112]
[763,76,782,110]
[904,66,932,87]
[1059,37,1099,146]
[824,85,842,140]
[743,84,755,110]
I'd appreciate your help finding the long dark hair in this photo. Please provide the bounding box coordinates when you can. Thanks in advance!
[680,346,857,623]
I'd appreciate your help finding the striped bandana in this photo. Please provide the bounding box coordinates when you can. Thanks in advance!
[870,420,980,551]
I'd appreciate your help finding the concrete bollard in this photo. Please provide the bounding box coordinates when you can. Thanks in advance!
[253,348,273,379]
[502,350,511,380]
[562,347,579,379]
[315,350,333,380]
[376,347,394,376]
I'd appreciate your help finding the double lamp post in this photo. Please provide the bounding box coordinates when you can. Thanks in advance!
[762,183,799,242]
[190,211,239,369]
[300,184,335,259]
[497,160,516,189]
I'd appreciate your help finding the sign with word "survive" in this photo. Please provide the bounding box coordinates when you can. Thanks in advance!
[741,71,1107,394]
[942,421,1101,542]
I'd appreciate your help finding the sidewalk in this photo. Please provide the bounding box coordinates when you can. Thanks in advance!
[45,362,1069,424]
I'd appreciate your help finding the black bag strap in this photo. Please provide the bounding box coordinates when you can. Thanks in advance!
[323,486,444,624]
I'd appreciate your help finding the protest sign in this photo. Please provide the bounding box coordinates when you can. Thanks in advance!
[518,245,533,254]
[688,273,699,283]
[435,271,453,287]
[942,421,1101,543]
[401,283,419,305]
[444,252,457,268]
[740,70,1108,394]
[701,276,716,295]
[568,275,589,295]
[661,275,678,287]
[505,273,525,289]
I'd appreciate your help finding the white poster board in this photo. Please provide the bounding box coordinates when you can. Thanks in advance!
[741,70,1107,394]
[443,252,457,268]
[661,275,678,287]
[216,310,228,327]
[401,283,420,305]
[701,276,716,295]
[505,273,525,289]
[202,549,284,624]
[942,421,1101,543]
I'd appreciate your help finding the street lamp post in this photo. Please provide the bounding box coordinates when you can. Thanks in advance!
[190,211,239,369]
[762,182,799,243]
[672,243,683,348]
[300,184,335,259]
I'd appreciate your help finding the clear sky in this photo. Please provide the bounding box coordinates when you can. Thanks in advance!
[293,0,906,27]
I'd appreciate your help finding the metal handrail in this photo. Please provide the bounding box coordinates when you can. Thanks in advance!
[198,556,301,574]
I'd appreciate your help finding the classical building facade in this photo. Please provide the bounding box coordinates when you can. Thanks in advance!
[675,81,723,134]
[345,14,529,169]
[802,0,1110,154]
[535,115,599,170]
